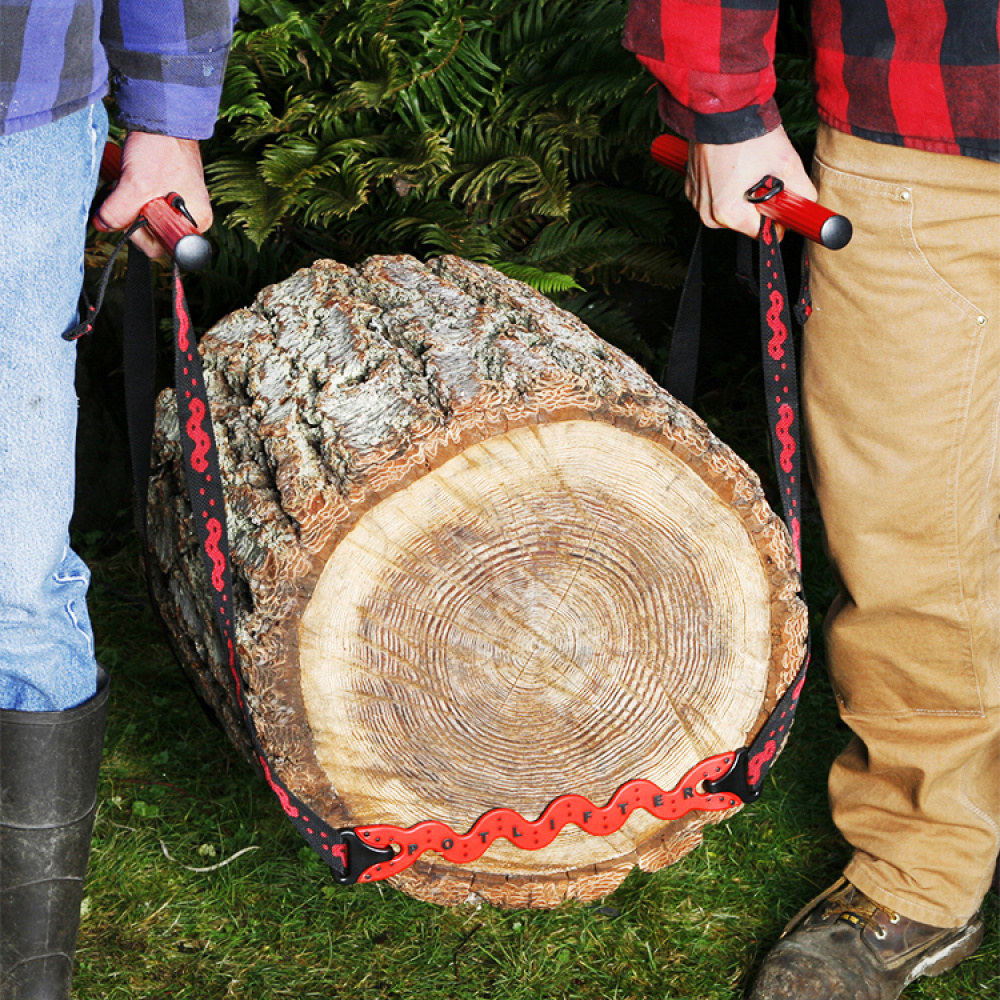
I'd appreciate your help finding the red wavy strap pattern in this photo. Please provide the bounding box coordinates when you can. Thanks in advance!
[353,752,741,882]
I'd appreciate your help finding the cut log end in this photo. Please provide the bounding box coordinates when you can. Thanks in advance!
[300,419,772,870]
[147,255,807,908]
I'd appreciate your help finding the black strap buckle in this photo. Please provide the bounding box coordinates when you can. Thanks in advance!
[745,175,785,204]
[330,829,397,886]
[701,747,763,804]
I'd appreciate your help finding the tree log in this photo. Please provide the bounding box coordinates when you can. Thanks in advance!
[146,255,807,909]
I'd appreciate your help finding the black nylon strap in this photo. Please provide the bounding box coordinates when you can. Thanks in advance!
[663,225,703,404]
[669,216,811,802]
[88,249,356,879]
[123,248,156,538]
[754,219,803,558]
[743,218,811,795]
[63,218,147,343]
[166,267,354,878]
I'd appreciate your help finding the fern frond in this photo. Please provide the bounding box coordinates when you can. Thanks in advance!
[206,0,712,325]
[526,219,634,273]
[493,263,583,294]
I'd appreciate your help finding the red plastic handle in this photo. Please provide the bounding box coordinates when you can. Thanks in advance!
[350,751,742,882]
[98,142,212,272]
[650,134,852,249]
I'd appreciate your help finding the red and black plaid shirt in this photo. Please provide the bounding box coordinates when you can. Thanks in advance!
[624,0,1000,162]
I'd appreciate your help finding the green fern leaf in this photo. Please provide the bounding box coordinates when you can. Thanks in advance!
[493,263,583,294]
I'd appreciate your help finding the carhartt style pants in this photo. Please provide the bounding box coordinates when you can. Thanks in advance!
[806,125,1000,927]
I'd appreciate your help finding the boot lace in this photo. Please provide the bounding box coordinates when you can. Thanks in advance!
[826,882,901,940]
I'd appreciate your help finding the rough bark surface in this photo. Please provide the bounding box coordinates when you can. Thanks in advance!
[146,255,807,909]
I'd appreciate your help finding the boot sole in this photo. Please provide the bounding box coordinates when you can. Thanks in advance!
[905,913,985,985]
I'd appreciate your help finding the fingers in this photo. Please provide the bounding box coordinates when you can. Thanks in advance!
[685,154,761,238]
[94,206,167,260]
[95,133,212,260]
[685,127,817,240]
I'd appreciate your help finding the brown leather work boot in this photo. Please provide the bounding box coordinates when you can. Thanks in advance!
[748,877,984,1000]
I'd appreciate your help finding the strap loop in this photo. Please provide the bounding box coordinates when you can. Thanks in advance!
[63,218,148,341]
[746,175,786,204]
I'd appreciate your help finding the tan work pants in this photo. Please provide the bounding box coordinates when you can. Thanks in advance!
[805,125,1000,928]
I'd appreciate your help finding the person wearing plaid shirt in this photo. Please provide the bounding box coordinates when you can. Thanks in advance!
[0,3,236,997]
[624,1,999,998]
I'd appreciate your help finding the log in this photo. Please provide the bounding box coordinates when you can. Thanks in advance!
[146,255,807,909]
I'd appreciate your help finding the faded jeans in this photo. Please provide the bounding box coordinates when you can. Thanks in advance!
[0,103,107,711]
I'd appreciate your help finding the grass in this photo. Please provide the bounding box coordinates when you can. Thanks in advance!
[71,525,998,1000]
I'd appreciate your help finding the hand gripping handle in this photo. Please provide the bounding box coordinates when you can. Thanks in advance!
[99,143,212,272]
[650,134,852,250]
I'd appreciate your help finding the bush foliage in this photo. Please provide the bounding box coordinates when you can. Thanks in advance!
[201,0,692,350]
[199,0,816,355]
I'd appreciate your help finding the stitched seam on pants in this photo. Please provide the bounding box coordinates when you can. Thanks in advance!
[896,197,992,719]
[958,768,1000,902]
[812,158,898,202]
[967,285,1000,704]
[981,401,1000,659]
[959,783,1000,842]
[941,326,987,717]
[817,155,992,322]
[841,709,985,719]
[899,195,989,323]
[898,193,992,718]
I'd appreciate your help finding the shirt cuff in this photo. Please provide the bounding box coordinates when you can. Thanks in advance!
[657,85,782,144]
[107,47,229,139]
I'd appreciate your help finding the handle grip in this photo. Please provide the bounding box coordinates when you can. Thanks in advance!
[650,134,852,250]
[98,143,212,272]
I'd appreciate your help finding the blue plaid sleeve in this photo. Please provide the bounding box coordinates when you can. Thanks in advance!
[102,0,239,139]
[1,0,107,135]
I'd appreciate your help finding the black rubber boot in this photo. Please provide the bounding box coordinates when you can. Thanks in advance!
[0,667,110,1000]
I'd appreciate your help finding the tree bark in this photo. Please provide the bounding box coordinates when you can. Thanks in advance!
[146,255,807,909]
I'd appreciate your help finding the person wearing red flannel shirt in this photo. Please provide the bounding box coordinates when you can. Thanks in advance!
[0,3,236,998]
[625,1,998,997]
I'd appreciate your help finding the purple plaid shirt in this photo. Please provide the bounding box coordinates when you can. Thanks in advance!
[0,0,238,138]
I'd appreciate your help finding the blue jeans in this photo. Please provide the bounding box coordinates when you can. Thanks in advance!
[0,103,108,711]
